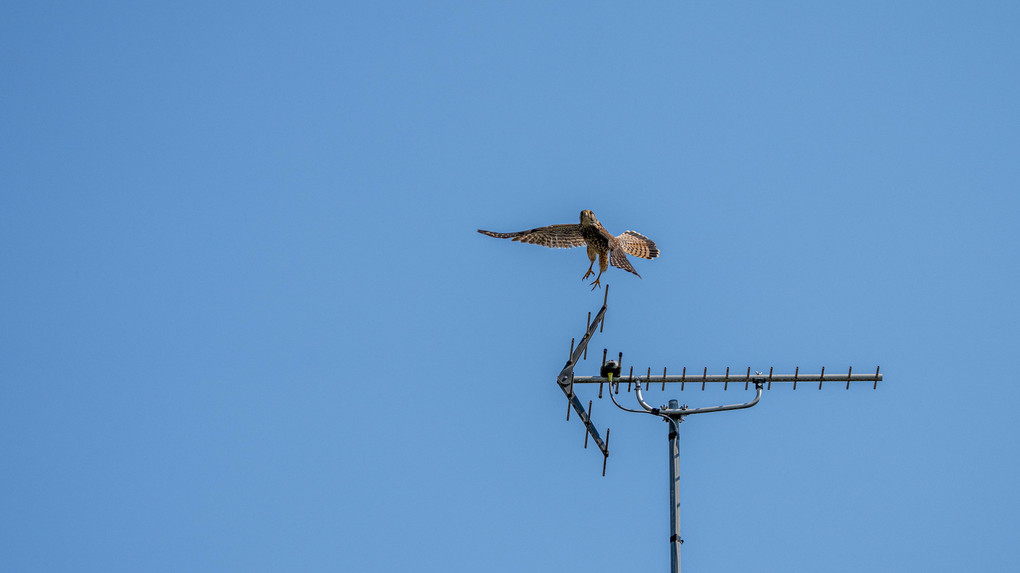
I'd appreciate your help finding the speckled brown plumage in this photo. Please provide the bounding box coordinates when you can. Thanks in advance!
[478,209,659,289]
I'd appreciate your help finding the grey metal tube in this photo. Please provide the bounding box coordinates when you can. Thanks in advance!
[633,381,659,414]
[671,384,762,416]
[634,381,763,417]
[608,381,651,415]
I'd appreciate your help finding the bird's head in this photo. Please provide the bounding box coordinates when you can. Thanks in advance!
[579,209,597,226]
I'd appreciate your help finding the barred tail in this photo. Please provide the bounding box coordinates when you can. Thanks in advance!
[609,248,641,278]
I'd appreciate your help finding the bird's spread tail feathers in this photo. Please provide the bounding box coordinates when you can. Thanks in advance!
[609,248,641,278]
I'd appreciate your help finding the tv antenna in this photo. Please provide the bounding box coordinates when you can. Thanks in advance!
[555,286,883,573]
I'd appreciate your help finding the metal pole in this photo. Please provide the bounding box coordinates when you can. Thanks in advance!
[667,399,682,573]
[571,370,881,385]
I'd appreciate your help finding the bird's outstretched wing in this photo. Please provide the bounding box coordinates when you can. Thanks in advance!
[477,224,586,249]
[615,230,659,260]
[609,248,641,277]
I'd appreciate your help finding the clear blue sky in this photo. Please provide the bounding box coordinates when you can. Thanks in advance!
[2,2,1018,571]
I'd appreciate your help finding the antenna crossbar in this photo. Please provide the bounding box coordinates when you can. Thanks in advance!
[573,369,881,387]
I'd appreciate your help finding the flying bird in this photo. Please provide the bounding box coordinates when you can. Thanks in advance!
[478,209,659,289]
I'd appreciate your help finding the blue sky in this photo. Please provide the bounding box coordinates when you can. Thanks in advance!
[2,2,1019,571]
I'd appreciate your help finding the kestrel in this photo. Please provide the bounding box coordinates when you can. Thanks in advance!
[478,209,659,289]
